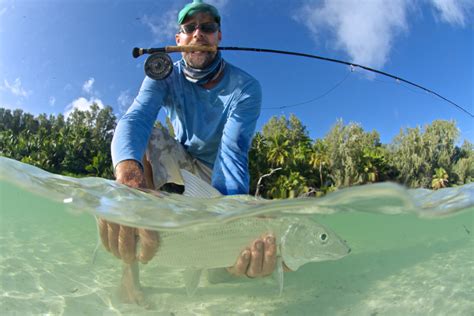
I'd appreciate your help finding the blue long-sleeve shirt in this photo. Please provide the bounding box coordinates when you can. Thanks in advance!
[111,60,262,195]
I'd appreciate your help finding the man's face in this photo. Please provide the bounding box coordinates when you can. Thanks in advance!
[175,12,222,69]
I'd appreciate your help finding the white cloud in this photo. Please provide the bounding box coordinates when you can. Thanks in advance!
[49,96,56,107]
[142,10,179,44]
[294,0,410,69]
[0,7,7,16]
[294,0,473,70]
[430,0,474,26]
[64,97,105,118]
[117,90,134,115]
[64,77,105,116]
[2,78,31,98]
[82,77,95,94]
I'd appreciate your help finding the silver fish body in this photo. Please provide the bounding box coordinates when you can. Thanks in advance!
[153,215,350,272]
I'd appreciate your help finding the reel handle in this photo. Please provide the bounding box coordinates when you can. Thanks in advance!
[165,45,217,53]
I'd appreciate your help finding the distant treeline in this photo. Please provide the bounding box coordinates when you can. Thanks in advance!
[249,115,473,198]
[0,104,116,179]
[1,106,473,198]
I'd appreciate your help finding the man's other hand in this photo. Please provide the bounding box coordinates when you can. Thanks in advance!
[226,234,278,278]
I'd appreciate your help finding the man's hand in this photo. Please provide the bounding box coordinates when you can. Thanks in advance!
[226,234,277,278]
[98,219,158,264]
[99,160,159,264]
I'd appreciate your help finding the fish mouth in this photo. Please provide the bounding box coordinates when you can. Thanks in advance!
[329,246,351,259]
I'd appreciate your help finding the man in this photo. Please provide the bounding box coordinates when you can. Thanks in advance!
[100,0,278,294]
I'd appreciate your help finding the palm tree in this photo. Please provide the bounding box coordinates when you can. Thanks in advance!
[431,167,449,190]
[360,147,389,183]
[267,134,290,167]
[309,139,329,187]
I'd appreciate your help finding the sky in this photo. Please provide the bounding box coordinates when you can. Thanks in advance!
[0,0,472,145]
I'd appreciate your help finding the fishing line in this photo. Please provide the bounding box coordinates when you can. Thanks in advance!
[263,70,352,110]
[132,45,473,118]
[352,71,428,97]
[389,80,430,97]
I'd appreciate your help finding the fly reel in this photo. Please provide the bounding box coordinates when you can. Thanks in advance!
[144,52,173,80]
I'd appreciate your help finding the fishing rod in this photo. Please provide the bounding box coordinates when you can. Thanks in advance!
[132,45,473,118]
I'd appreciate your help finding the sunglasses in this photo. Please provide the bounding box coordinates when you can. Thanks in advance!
[180,22,219,34]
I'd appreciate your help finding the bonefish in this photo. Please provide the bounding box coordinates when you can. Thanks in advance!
[97,170,351,301]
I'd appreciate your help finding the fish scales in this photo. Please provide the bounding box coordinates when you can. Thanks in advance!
[152,216,289,269]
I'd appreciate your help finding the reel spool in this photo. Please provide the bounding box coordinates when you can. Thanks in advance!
[144,52,173,80]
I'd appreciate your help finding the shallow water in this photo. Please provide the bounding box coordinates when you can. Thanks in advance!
[0,157,473,315]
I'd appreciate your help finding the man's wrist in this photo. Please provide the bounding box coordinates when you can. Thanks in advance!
[115,160,146,188]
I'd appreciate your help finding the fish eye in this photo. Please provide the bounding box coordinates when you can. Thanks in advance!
[319,233,328,243]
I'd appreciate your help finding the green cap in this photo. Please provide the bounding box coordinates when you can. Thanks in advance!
[177,0,221,25]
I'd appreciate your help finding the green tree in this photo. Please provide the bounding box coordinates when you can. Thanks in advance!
[248,132,270,195]
[258,115,313,197]
[389,126,429,187]
[389,120,461,188]
[266,134,291,167]
[431,167,449,190]
[323,120,384,187]
[452,140,474,184]
[270,171,308,199]
[423,120,459,176]
[309,139,329,188]
[360,146,392,183]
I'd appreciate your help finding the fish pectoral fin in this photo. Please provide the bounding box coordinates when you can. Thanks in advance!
[274,256,284,296]
[91,216,101,264]
[183,269,203,297]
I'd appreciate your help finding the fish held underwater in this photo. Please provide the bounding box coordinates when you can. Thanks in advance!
[119,170,351,299]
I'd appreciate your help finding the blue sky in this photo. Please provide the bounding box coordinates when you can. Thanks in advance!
[0,0,472,144]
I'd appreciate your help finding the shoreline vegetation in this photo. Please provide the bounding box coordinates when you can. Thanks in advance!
[1,105,472,199]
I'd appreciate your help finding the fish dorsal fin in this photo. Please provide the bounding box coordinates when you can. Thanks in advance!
[183,269,203,296]
[181,169,222,198]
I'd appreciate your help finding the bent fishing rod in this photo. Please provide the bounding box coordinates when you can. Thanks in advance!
[132,45,473,118]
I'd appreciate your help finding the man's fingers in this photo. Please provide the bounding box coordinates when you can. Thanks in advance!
[100,221,158,264]
[227,248,251,276]
[107,222,121,258]
[261,235,277,276]
[247,240,264,277]
[227,235,278,279]
[137,229,159,264]
[98,218,110,251]
[119,226,136,264]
